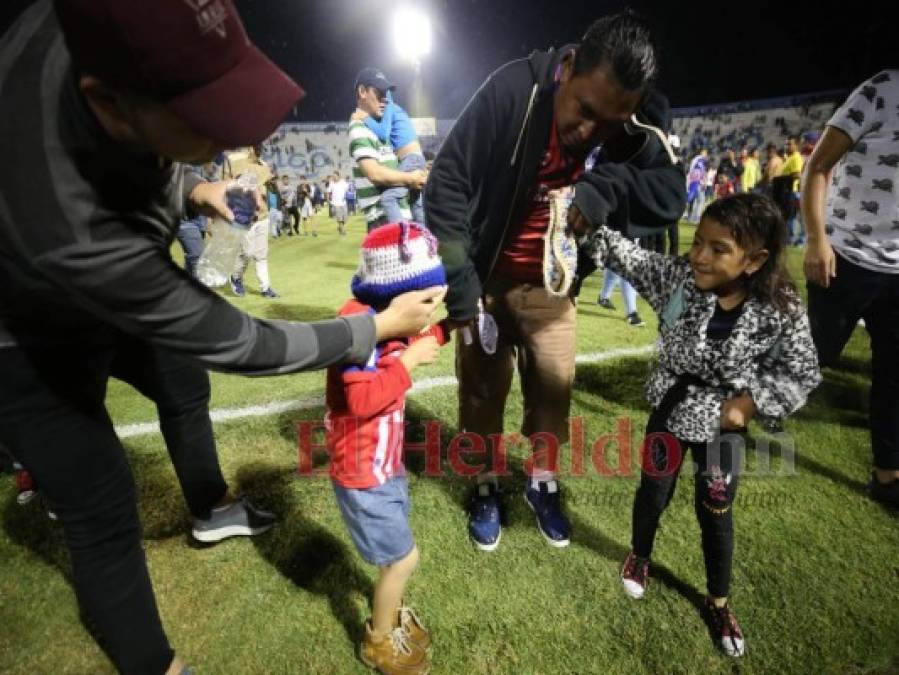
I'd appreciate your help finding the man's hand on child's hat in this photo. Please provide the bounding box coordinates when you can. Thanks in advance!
[375,286,447,340]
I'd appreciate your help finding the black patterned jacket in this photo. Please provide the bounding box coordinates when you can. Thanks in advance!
[583,226,822,442]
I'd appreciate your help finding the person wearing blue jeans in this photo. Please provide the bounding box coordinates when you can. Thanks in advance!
[597,269,645,326]
[363,90,426,224]
[176,214,206,279]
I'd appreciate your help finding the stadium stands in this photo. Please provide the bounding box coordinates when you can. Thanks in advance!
[259,90,847,178]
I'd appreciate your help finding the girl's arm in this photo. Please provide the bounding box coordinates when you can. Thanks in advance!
[581,224,689,314]
[745,309,822,423]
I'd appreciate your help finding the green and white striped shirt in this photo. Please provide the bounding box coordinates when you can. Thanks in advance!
[348,119,411,225]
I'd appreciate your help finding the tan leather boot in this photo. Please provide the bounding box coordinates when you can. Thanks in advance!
[360,621,430,675]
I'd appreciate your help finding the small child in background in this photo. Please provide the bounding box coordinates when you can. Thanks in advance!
[358,90,427,224]
[326,222,449,675]
[578,193,821,657]
[715,171,735,199]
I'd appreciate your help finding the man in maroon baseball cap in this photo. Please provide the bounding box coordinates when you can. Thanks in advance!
[55,0,305,150]
[0,2,447,674]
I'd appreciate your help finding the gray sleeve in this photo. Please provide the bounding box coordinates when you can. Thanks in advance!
[31,237,377,375]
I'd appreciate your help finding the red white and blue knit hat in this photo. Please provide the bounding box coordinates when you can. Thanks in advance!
[351,222,446,307]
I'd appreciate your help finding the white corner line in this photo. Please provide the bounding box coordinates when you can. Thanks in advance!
[114,344,656,439]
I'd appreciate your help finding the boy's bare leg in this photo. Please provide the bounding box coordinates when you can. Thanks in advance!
[370,546,420,639]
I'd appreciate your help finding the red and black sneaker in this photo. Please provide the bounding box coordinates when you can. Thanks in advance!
[620,551,650,599]
[705,597,746,657]
[15,467,37,506]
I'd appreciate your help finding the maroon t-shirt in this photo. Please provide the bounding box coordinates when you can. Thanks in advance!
[494,116,584,282]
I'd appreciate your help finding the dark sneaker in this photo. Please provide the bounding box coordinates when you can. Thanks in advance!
[524,480,570,547]
[261,287,280,299]
[705,597,746,657]
[191,496,275,543]
[597,297,616,310]
[620,551,650,599]
[869,473,899,509]
[229,275,246,297]
[468,482,501,552]
[627,312,646,327]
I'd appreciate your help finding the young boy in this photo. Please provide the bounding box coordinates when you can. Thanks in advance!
[326,222,449,674]
[358,90,427,224]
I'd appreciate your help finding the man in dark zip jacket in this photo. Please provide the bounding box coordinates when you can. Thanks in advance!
[425,11,685,552]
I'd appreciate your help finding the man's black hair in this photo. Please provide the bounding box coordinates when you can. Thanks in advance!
[574,10,657,90]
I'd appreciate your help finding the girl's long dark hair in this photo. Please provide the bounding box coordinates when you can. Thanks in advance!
[701,193,798,316]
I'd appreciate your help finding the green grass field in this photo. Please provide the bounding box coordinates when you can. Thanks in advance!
[1,212,896,675]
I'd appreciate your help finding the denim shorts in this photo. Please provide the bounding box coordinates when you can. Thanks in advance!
[332,475,414,566]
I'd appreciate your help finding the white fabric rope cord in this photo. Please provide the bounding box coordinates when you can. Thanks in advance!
[115,344,656,439]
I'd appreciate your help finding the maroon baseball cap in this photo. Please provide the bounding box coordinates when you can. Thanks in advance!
[54,0,304,147]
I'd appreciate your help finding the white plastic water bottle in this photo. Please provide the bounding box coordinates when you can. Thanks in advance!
[196,174,258,288]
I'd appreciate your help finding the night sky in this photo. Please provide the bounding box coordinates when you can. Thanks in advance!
[2,1,893,120]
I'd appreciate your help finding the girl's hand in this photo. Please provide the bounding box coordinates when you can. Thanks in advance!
[720,393,757,430]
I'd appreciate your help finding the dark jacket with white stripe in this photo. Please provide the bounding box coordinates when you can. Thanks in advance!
[425,46,687,321]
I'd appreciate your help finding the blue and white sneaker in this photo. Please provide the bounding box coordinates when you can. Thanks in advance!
[229,275,246,297]
[261,287,280,299]
[524,480,570,547]
[468,482,501,552]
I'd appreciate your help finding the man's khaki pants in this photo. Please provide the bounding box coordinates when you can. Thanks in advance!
[456,276,577,475]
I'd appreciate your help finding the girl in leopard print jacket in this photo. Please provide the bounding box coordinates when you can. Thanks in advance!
[578,193,821,657]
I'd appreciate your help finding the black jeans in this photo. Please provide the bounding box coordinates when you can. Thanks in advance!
[0,333,226,674]
[807,252,899,470]
[632,417,744,598]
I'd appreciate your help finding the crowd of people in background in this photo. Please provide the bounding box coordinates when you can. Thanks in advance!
[684,134,813,246]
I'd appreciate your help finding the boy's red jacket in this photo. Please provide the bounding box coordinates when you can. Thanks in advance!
[325,299,449,489]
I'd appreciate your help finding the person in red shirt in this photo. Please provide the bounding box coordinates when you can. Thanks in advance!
[715,172,735,200]
[326,222,450,675]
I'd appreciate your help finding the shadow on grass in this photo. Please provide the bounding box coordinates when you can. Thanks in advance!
[569,514,706,613]
[262,303,339,322]
[268,360,812,620]
[407,394,711,609]
[237,463,373,645]
[573,357,653,413]
[2,493,70,575]
[751,432,869,497]
[831,353,872,378]
[794,369,869,429]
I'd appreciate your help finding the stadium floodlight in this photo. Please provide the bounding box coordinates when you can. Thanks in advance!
[392,7,432,65]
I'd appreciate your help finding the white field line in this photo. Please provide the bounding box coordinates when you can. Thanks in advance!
[115,344,656,439]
